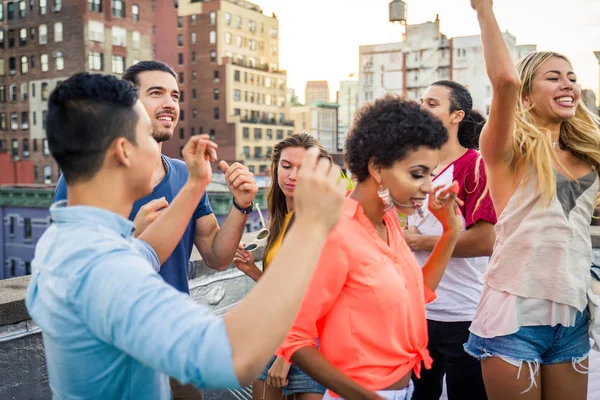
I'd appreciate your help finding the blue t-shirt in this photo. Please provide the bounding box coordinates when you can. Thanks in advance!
[53,156,213,294]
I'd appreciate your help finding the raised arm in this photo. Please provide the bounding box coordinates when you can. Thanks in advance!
[223,148,347,385]
[472,0,520,166]
[138,135,214,264]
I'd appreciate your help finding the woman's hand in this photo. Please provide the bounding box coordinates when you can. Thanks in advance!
[232,244,262,281]
[266,356,291,388]
[428,181,463,236]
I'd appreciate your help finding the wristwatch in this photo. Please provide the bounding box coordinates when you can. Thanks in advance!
[233,199,254,214]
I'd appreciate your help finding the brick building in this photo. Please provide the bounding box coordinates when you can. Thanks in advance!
[156,0,294,175]
[0,0,153,184]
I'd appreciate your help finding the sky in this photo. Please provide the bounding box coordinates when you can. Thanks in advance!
[255,0,600,104]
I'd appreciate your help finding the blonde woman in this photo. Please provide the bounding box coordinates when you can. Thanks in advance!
[466,1,600,399]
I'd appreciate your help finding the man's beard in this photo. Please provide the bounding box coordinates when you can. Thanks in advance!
[153,128,173,143]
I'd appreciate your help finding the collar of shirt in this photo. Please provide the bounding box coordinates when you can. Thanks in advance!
[50,201,136,239]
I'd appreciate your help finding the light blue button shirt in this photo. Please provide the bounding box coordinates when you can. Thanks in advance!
[26,202,239,399]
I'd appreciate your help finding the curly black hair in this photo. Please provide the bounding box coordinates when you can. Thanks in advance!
[47,72,140,184]
[345,95,448,182]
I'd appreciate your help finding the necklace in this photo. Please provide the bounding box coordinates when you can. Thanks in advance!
[161,156,168,173]
[552,141,558,149]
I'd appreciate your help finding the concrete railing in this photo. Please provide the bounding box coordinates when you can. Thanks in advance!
[2,227,600,399]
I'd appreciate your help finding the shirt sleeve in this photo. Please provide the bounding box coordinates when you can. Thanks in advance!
[195,193,213,219]
[53,175,68,203]
[460,156,497,228]
[424,284,437,304]
[68,252,239,389]
[131,238,161,272]
[276,229,349,362]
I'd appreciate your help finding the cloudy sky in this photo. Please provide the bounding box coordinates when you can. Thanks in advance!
[256,0,600,104]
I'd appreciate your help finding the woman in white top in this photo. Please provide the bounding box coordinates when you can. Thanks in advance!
[466,1,600,399]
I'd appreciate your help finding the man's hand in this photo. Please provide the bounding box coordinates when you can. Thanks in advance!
[220,161,258,209]
[294,148,346,234]
[182,135,218,189]
[266,356,291,388]
[403,226,423,251]
[132,197,169,237]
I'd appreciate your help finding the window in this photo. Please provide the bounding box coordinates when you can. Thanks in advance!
[243,146,250,158]
[33,165,39,181]
[0,86,5,103]
[0,114,6,130]
[0,4,3,21]
[179,91,184,103]
[254,128,262,139]
[192,89,197,100]
[249,20,256,33]
[234,89,241,101]
[132,4,139,22]
[192,109,197,120]
[40,0,47,14]
[192,71,196,81]
[132,31,141,49]
[25,262,31,275]
[39,24,47,44]
[209,11,216,24]
[53,0,62,12]
[30,55,35,69]
[11,113,19,130]
[7,2,15,20]
[19,28,26,46]
[9,57,16,74]
[54,22,63,42]
[178,53,184,64]
[55,51,64,70]
[190,32,195,44]
[178,72,184,84]
[20,56,28,74]
[236,35,242,47]
[191,51,196,62]
[213,108,219,120]
[22,138,29,157]
[41,82,49,100]
[236,16,242,28]
[43,139,50,155]
[225,12,231,25]
[177,16,183,28]
[213,70,219,82]
[20,83,27,101]
[19,0,26,17]
[179,128,184,140]
[254,147,262,158]
[266,129,273,140]
[243,127,249,139]
[32,112,36,126]
[210,50,216,63]
[276,129,284,139]
[112,0,124,18]
[30,27,35,40]
[209,31,216,44]
[10,84,17,102]
[88,0,102,12]
[270,28,278,38]
[0,30,4,48]
[179,110,184,121]
[20,112,28,129]
[8,29,15,47]
[41,54,49,72]
[88,51,103,71]
[111,55,125,74]
[190,127,195,136]
[88,20,104,42]
[43,165,52,183]
[177,34,183,46]
[225,32,232,45]
[42,111,47,129]
[209,129,215,139]
[213,89,220,101]
[234,108,240,116]
[249,39,256,51]
[112,26,127,46]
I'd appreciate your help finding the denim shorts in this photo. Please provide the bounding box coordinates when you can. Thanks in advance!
[322,381,414,400]
[464,308,591,366]
[258,355,326,396]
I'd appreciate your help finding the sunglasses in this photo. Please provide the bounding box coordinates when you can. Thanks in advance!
[244,203,269,252]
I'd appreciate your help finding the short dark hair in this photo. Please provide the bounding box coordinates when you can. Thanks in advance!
[122,60,177,86]
[345,95,448,182]
[431,80,486,149]
[46,73,140,184]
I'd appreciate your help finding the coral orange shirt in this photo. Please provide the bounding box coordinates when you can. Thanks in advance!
[277,197,436,397]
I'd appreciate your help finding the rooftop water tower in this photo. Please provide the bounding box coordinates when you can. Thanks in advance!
[389,0,407,24]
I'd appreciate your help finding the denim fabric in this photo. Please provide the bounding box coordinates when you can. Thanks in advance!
[259,355,326,396]
[322,381,414,400]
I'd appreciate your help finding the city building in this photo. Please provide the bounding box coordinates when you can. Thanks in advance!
[358,14,536,115]
[310,101,338,154]
[337,79,358,152]
[304,80,329,105]
[157,0,294,176]
[582,89,598,115]
[288,103,309,133]
[0,184,53,279]
[0,0,153,184]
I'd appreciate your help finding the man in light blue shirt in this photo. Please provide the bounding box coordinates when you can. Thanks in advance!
[26,73,347,399]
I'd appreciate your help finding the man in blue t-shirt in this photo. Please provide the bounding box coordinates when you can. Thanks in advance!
[54,61,258,297]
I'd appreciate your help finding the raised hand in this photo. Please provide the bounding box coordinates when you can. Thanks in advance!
[182,134,218,188]
[220,161,258,209]
[293,148,346,234]
[132,197,169,237]
[471,0,493,11]
[428,181,463,235]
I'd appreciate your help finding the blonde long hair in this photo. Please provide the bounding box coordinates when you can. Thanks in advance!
[507,51,600,206]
